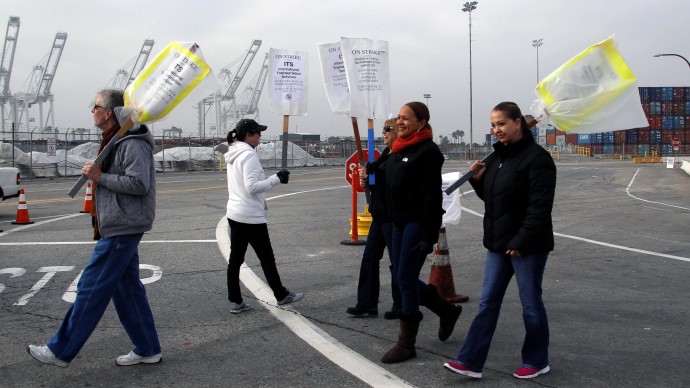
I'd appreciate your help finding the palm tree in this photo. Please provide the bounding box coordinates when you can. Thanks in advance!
[459,130,465,144]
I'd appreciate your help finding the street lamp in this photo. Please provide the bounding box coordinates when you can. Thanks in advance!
[423,93,431,107]
[533,38,543,84]
[653,53,690,69]
[462,1,478,159]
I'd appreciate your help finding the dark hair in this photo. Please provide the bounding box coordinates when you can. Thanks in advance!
[404,101,433,134]
[98,88,125,110]
[492,101,529,132]
[226,129,244,145]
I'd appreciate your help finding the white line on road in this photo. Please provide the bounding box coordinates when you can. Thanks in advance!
[626,168,690,211]
[216,186,414,388]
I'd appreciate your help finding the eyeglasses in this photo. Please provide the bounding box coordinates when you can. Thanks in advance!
[90,104,107,111]
[383,126,394,132]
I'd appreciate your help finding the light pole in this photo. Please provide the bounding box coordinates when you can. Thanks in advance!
[462,1,478,159]
[653,53,690,69]
[533,38,543,84]
[423,93,431,107]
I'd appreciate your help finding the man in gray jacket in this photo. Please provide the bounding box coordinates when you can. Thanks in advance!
[28,89,162,367]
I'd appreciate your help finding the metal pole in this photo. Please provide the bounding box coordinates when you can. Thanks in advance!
[653,53,690,69]
[462,1,478,160]
[533,38,543,84]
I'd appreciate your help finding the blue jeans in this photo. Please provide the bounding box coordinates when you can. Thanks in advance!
[456,251,549,371]
[390,220,432,315]
[355,220,399,311]
[48,234,161,362]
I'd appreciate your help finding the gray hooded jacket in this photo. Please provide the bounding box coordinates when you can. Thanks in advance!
[95,125,156,238]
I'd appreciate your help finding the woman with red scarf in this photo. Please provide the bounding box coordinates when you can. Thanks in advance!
[378,102,462,363]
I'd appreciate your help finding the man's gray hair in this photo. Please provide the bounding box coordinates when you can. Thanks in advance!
[98,88,125,110]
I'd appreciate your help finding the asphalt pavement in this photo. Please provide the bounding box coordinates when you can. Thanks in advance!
[1,157,689,387]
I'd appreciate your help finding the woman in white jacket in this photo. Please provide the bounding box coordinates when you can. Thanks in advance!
[225,119,304,313]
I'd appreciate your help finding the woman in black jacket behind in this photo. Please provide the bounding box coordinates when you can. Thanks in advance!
[378,102,462,364]
[444,101,556,380]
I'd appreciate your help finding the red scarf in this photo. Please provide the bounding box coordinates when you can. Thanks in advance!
[391,128,432,153]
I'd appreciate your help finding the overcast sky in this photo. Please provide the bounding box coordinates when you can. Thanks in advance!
[1,0,688,143]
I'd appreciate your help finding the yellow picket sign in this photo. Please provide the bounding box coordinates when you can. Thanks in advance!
[532,36,648,133]
[125,41,211,123]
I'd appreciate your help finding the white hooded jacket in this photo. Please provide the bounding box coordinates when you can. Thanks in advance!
[225,141,280,224]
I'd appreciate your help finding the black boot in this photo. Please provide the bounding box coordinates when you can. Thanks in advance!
[426,285,462,341]
[381,312,423,364]
[346,306,378,317]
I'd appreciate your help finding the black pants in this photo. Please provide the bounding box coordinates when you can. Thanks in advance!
[227,218,288,303]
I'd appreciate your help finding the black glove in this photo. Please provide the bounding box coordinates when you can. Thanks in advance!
[364,162,376,175]
[412,241,433,256]
[277,170,290,184]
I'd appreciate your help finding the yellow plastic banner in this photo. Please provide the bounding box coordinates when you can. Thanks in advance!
[125,41,211,123]
[532,36,648,133]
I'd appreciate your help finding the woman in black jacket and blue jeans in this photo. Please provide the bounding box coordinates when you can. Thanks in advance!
[444,102,556,380]
[379,102,462,364]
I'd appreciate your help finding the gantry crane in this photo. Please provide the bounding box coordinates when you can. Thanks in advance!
[0,16,20,137]
[12,32,68,137]
[110,39,155,90]
[237,52,269,120]
[196,39,261,136]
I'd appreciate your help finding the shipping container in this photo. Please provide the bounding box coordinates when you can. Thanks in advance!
[686,101,690,114]
[638,144,651,156]
[662,129,674,143]
[661,87,674,101]
[671,129,684,143]
[650,130,662,144]
[602,144,615,154]
[538,136,546,146]
[546,128,556,135]
[651,87,662,101]
[614,130,626,144]
[556,135,566,146]
[639,87,649,101]
[602,131,614,144]
[546,133,556,145]
[672,102,685,115]
[687,115,690,129]
[565,134,578,145]
[591,133,602,144]
[648,115,661,129]
[538,127,547,137]
[590,144,603,155]
[673,116,685,129]
[614,144,626,154]
[626,129,638,144]
[578,134,591,144]
[649,101,661,115]
[661,101,674,115]
[638,128,650,144]
[661,115,674,129]
[673,87,686,101]
[555,129,566,136]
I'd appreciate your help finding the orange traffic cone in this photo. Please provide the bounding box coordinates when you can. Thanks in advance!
[80,183,93,213]
[11,189,34,225]
[428,227,468,303]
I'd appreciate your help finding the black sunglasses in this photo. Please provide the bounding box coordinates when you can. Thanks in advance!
[383,126,394,132]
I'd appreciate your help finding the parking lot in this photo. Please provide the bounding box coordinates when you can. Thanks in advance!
[1,159,689,387]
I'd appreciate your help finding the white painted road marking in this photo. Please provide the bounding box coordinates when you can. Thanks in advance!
[216,186,414,388]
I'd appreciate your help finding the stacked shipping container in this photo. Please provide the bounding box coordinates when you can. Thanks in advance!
[545,86,690,156]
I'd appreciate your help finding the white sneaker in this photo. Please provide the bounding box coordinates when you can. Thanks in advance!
[27,344,69,368]
[229,301,253,314]
[116,351,162,366]
[278,291,304,305]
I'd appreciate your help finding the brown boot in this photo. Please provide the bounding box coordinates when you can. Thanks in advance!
[426,285,462,341]
[381,312,422,364]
